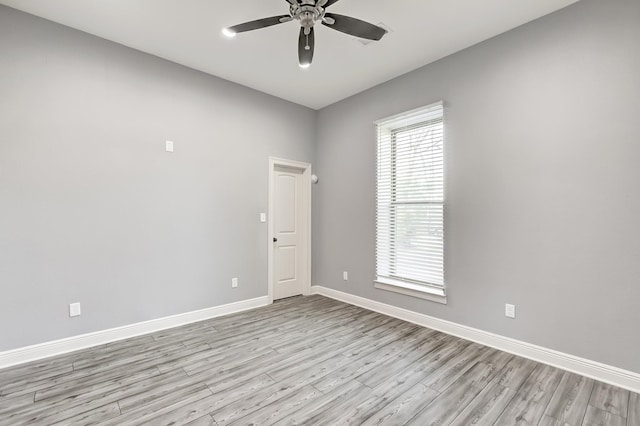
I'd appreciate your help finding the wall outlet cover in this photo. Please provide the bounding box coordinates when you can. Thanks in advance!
[69,302,81,317]
[505,303,516,319]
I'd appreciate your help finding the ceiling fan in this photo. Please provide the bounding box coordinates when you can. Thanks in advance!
[222,0,388,68]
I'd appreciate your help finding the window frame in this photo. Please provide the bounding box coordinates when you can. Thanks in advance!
[374,102,446,304]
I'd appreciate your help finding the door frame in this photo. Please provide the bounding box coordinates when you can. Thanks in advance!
[267,157,312,304]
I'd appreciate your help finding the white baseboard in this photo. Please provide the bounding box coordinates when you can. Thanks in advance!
[0,296,270,370]
[311,285,640,393]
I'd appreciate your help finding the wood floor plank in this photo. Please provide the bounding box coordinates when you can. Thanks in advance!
[208,306,360,355]
[49,402,121,426]
[183,346,278,377]
[227,385,323,426]
[268,345,351,382]
[587,381,629,418]
[0,360,73,387]
[186,304,343,350]
[202,296,322,328]
[185,413,218,426]
[211,297,337,330]
[474,349,514,381]
[319,362,434,425]
[270,325,352,356]
[356,332,460,389]
[99,385,213,426]
[312,327,430,394]
[1,367,162,422]
[33,364,163,404]
[538,414,571,426]
[406,361,501,425]
[422,341,492,391]
[137,394,226,426]
[544,372,595,425]
[0,364,74,395]
[72,337,184,369]
[267,324,420,384]
[359,315,413,338]
[31,343,210,403]
[181,321,298,354]
[449,381,515,425]
[495,363,565,425]
[198,324,361,386]
[629,392,640,426]
[272,380,369,426]
[210,377,306,425]
[582,405,626,426]
[6,394,122,426]
[0,392,36,416]
[215,300,345,331]
[204,373,276,407]
[198,347,319,394]
[330,321,419,357]
[279,352,353,385]
[78,340,206,376]
[491,355,538,390]
[211,300,351,334]
[116,369,234,414]
[359,383,439,426]
[0,295,634,426]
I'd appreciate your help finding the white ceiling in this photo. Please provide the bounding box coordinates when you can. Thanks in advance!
[1,0,578,109]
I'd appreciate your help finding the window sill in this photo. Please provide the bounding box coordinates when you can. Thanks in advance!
[374,279,447,305]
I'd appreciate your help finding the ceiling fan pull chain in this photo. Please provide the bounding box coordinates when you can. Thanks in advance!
[305,33,310,50]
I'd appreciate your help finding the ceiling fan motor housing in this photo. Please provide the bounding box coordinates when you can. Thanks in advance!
[290,1,326,30]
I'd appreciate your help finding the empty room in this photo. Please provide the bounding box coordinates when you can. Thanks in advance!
[1,0,639,425]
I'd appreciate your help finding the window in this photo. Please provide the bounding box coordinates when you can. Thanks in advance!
[375,102,445,303]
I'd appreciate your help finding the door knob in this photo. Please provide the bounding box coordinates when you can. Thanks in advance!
[273,237,278,242]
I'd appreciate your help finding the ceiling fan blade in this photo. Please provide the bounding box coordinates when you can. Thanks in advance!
[322,13,387,41]
[298,27,315,67]
[323,0,342,7]
[227,15,292,34]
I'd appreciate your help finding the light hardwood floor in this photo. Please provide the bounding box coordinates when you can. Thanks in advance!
[0,295,638,425]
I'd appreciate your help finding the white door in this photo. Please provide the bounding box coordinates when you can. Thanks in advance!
[273,165,305,300]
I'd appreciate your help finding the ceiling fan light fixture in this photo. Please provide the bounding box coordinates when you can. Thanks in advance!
[221,28,237,38]
[299,62,311,69]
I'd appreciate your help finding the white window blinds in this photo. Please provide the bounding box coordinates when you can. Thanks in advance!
[375,102,445,296]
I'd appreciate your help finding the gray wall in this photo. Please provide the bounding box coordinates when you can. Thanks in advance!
[0,6,315,351]
[313,0,640,373]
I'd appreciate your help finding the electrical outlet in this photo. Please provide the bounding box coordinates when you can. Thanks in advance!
[505,303,516,319]
[165,140,174,152]
[232,277,238,288]
[343,271,348,281]
[260,213,266,223]
[69,302,81,317]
